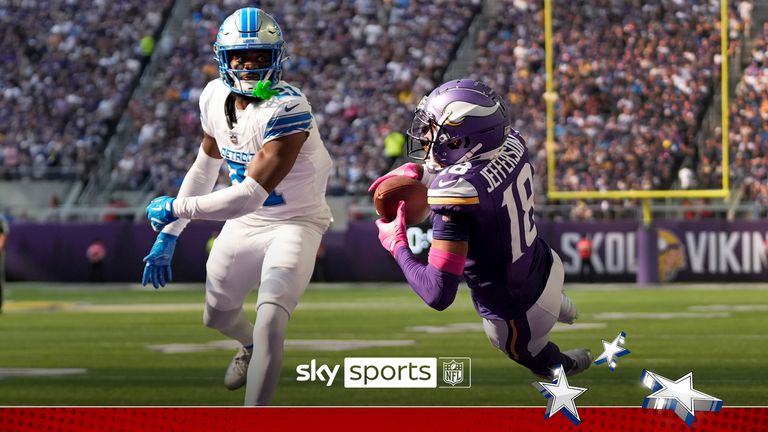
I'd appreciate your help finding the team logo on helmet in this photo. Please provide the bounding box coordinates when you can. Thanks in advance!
[439,100,501,126]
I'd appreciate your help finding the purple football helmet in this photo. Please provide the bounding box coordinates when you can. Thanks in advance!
[406,79,511,167]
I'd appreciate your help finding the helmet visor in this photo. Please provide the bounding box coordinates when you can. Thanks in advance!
[406,110,437,161]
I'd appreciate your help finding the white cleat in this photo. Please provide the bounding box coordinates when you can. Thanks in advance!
[558,293,578,324]
[224,346,252,390]
[563,348,592,377]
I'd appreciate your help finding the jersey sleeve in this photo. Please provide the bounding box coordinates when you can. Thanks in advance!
[198,80,219,136]
[263,92,314,143]
[428,174,480,241]
[428,175,480,213]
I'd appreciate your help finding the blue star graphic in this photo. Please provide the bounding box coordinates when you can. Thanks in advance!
[532,365,588,425]
[640,369,723,427]
[594,331,631,371]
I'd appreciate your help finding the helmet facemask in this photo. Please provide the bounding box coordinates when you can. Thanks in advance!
[406,80,513,169]
[215,45,286,95]
[406,108,475,169]
[214,8,288,97]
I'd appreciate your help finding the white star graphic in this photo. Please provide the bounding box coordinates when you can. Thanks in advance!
[594,331,630,371]
[532,365,588,425]
[641,370,723,427]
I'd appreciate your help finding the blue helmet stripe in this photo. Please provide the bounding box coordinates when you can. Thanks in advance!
[241,9,248,33]
[249,8,258,37]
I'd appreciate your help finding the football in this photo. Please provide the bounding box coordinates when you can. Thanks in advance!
[373,176,431,224]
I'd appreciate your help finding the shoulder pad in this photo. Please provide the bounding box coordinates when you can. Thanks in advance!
[263,87,313,141]
[427,176,479,206]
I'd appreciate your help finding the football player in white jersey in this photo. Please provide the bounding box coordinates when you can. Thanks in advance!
[142,7,332,406]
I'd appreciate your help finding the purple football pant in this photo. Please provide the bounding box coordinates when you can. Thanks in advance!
[482,251,574,377]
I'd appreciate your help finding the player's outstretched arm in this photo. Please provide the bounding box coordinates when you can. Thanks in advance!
[164,131,307,222]
[142,133,222,284]
[376,201,467,310]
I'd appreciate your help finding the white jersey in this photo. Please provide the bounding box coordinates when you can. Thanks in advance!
[199,79,332,227]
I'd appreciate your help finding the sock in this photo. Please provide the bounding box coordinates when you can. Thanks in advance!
[244,303,290,406]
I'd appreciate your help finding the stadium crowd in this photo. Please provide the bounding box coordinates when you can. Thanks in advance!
[466,0,752,206]
[112,0,479,196]
[1,0,764,214]
[0,0,172,180]
[699,21,768,207]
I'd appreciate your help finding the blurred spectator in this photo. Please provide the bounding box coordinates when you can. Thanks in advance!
[383,130,406,170]
[0,214,9,312]
[140,35,156,58]
[206,231,219,255]
[577,233,594,282]
[103,197,129,222]
[86,239,107,283]
[570,200,594,221]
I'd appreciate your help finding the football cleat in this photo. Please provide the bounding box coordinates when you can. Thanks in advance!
[558,293,578,324]
[224,346,253,390]
[563,348,592,377]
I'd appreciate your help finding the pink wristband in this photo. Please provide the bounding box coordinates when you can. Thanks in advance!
[427,248,466,276]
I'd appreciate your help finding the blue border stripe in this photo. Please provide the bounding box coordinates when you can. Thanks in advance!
[266,121,313,136]
[266,120,313,136]
[265,121,313,139]
[241,9,248,33]
[250,8,257,36]
[269,112,312,128]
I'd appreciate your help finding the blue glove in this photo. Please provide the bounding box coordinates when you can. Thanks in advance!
[142,232,177,289]
[146,196,178,232]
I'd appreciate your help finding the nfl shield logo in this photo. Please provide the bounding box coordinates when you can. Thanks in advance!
[442,360,464,386]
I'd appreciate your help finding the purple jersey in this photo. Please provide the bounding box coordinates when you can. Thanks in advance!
[428,130,553,320]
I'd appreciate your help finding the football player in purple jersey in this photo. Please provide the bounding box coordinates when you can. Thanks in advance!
[370,79,591,379]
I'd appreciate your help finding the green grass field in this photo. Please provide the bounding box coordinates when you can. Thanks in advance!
[0,282,766,406]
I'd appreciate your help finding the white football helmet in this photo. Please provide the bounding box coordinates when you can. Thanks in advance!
[214,8,287,96]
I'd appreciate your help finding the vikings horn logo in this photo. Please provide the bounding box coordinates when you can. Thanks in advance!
[439,100,500,126]
[658,229,686,282]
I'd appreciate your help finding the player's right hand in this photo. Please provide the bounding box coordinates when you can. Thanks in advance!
[142,232,178,289]
[375,201,408,256]
[368,162,423,192]
[146,196,178,232]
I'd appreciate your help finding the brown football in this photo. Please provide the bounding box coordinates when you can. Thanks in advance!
[374,176,431,224]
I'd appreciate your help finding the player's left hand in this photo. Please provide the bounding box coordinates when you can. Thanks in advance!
[375,200,408,256]
[368,162,423,192]
[146,196,178,232]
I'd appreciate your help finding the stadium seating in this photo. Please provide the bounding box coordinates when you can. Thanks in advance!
[464,0,752,206]
[0,0,172,181]
[700,22,768,207]
[113,0,479,196]
[2,0,764,219]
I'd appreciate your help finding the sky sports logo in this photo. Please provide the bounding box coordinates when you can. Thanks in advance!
[295,357,471,389]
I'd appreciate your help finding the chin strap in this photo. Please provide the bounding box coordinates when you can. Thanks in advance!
[251,79,279,100]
